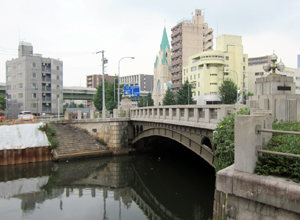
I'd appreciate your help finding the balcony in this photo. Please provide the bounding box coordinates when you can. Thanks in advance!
[171,36,182,45]
[205,34,213,42]
[171,44,182,52]
[171,59,182,66]
[171,51,182,59]
[171,28,182,37]
[205,28,213,35]
[172,74,182,81]
[171,67,182,74]
[42,97,51,102]
[42,77,51,82]
[42,107,51,113]
[204,41,213,51]
[171,82,182,89]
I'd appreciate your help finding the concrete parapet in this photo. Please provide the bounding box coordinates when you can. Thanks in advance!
[215,165,300,219]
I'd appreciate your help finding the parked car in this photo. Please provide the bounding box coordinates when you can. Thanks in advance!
[18,111,34,120]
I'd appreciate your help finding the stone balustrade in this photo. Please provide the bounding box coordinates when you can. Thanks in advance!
[130,105,237,129]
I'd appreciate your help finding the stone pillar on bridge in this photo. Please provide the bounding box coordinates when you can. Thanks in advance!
[176,108,180,121]
[65,111,69,120]
[90,110,94,119]
[234,113,271,173]
[204,108,210,123]
[77,110,82,120]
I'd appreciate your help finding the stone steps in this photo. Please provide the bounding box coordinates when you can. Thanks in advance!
[48,123,108,159]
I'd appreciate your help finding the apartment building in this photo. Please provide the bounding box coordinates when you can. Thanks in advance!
[183,35,248,105]
[5,42,63,117]
[248,55,300,94]
[86,74,115,88]
[171,9,213,91]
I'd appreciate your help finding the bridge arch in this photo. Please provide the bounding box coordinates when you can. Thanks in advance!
[132,127,215,167]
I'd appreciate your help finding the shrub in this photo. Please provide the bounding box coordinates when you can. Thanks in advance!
[95,136,107,146]
[213,107,250,172]
[39,124,59,149]
[256,121,300,183]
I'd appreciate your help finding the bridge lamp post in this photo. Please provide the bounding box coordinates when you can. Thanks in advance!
[226,69,239,104]
[263,52,285,76]
[118,57,135,108]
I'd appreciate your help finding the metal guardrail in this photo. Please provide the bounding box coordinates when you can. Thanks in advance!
[256,128,300,159]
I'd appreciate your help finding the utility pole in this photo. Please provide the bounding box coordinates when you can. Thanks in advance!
[96,50,107,119]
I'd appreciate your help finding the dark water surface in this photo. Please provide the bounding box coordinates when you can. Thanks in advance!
[0,144,215,220]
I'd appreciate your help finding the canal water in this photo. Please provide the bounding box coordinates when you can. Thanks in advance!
[0,141,216,220]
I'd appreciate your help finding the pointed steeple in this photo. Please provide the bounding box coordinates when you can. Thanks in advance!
[160,27,170,51]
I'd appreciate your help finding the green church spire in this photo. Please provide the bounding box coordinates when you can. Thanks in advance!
[160,27,170,51]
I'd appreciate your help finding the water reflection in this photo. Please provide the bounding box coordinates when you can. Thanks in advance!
[0,152,215,220]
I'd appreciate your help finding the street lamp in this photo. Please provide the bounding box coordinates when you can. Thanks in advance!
[226,69,239,104]
[118,57,135,108]
[114,78,117,102]
[263,52,285,76]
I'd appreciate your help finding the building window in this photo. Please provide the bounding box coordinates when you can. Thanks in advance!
[18,63,22,69]
[224,72,229,76]
[210,74,217,76]
[198,91,200,95]
[243,66,245,70]
[191,66,197,72]
[32,93,37,98]
[243,57,245,62]
[18,73,23,79]
[57,94,60,98]
[190,76,192,80]
[57,66,60,71]
[18,103,23,109]
[32,73,36,78]
[31,103,37,108]
[57,75,60,80]
[210,83,217,85]
[198,82,200,87]
[18,93,23,98]
[198,65,203,70]
[32,62,37,68]
[198,74,200,78]
[7,76,11,81]
[7,94,11,99]
[56,85,60,90]
[255,72,264,76]
[32,83,37,89]
[296,77,300,81]
[18,83,23,89]
[186,69,188,73]
[7,85,11,90]
[7,66,11,72]
[226,56,229,60]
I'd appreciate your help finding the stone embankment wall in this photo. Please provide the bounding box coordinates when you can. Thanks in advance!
[55,118,132,151]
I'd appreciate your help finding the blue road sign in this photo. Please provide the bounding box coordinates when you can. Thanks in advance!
[124,86,140,97]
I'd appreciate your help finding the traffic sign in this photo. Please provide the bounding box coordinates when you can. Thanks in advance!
[124,86,140,97]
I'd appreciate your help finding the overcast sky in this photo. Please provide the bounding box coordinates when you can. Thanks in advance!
[0,0,299,86]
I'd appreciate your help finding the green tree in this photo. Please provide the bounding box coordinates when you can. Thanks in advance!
[93,77,120,112]
[63,103,69,113]
[0,93,6,110]
[137,92,154,107]
[78,103,84,108]
[176,80,194,105]
[218,79,238,104]
[163,87,176,105]
[69,102,77,108]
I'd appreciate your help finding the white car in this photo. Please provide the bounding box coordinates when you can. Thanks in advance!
[18,111,34,120]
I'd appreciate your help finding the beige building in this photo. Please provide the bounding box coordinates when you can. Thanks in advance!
[86,74,115,88]
[248,55,300,94]
[183,35,248,105]
[152,27,172,106]
[171,9,213,91]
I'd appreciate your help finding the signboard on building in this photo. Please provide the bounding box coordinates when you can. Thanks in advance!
[124,86,140,97]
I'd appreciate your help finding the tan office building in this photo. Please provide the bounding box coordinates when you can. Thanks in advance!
[171,9,213,91]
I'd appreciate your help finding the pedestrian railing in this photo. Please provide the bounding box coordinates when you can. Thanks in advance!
[256,128,300,159]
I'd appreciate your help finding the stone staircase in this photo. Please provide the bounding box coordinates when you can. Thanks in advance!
[49,123,111,160]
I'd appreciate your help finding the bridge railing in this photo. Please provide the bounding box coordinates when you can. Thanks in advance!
[130,105,237,125]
